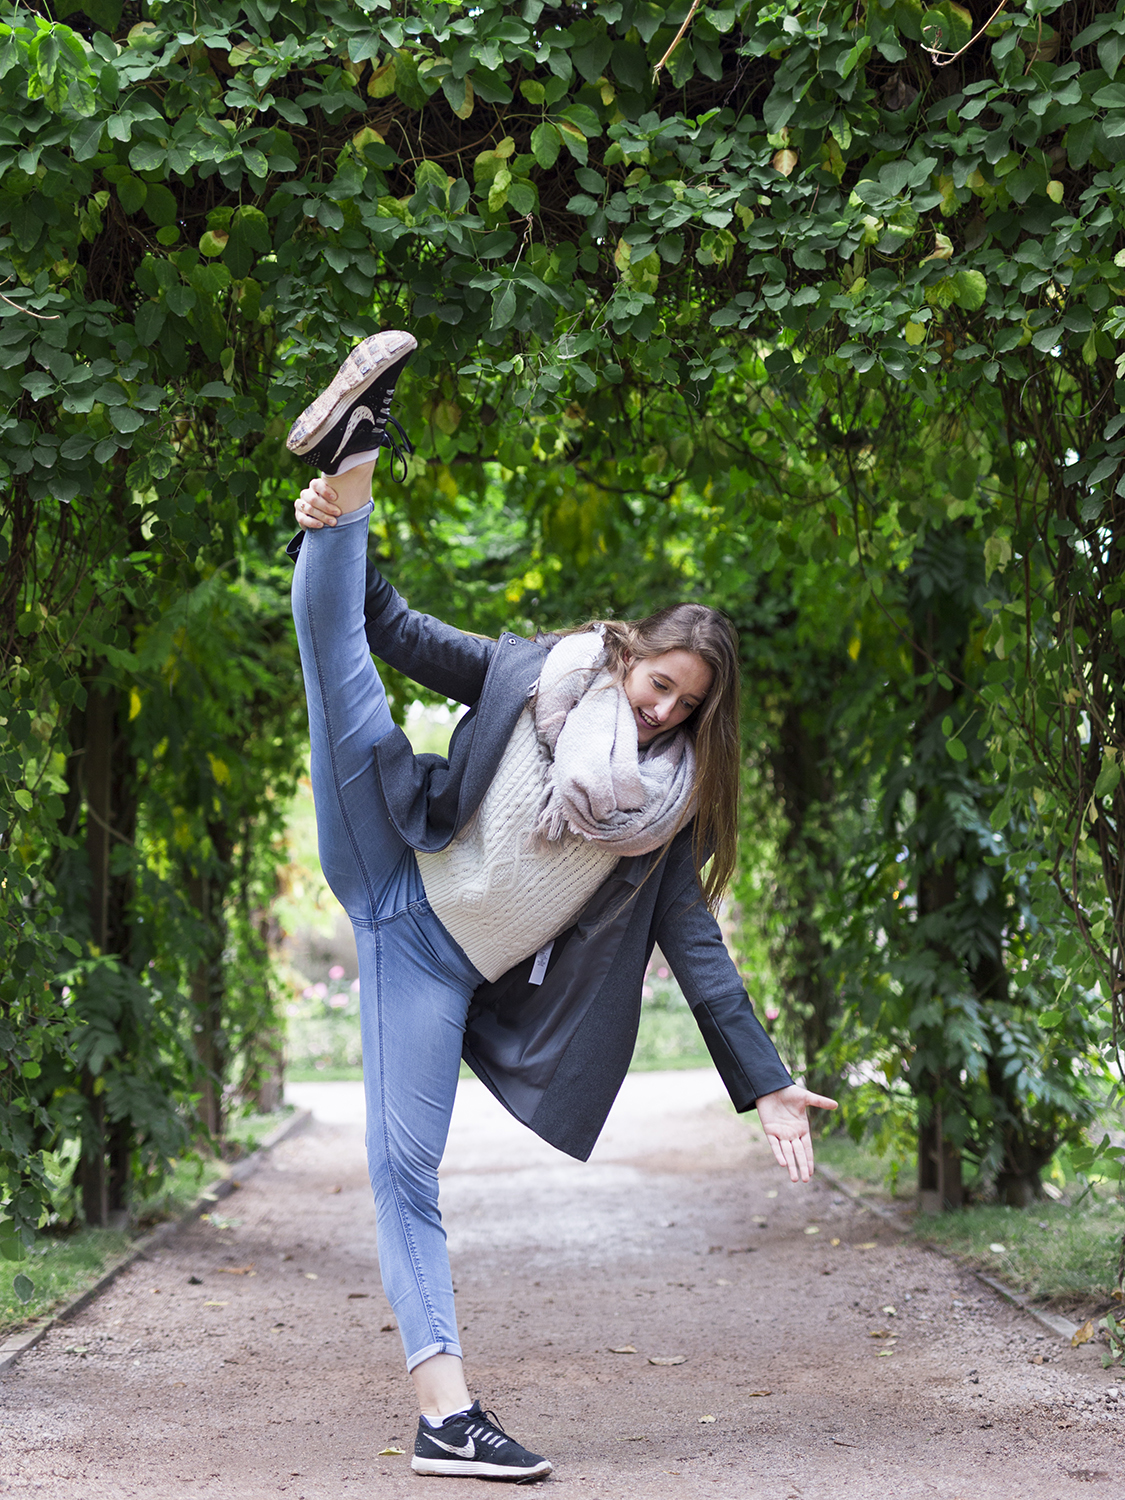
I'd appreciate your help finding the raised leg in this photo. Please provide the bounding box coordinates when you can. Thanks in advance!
[290,498,407,917]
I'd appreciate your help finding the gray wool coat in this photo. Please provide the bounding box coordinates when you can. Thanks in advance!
[288,535,793,1159]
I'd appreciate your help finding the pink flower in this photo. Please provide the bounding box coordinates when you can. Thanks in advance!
[351,978,361,992]
[313,982,328,999]
[656,966,669,980]
[328,993,349,1009]
[765,1006,780,1021]
[642,985,654,999]
[329,964,345,980]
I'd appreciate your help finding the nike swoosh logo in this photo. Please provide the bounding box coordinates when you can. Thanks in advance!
[331,404,376,463]
[431,1435,475,1458]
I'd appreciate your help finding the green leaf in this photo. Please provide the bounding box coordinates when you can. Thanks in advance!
[558,102,601,138]
[13,1272,33,1303]
[658,232,684,264]
[394,51,427,110]
[135,301,165,346]
[555,118,588,164]
[1099,31,1125,79]
[531,121,561,169]
[491,282,517,331]
[1038,1010,1063,1029]
[919,3,973,57]
[1091,83,1125,110]
[950,270,987,311]
[75,0,123,27]
[109,406,144,434]
[839,35,872,80]
[143,183,178,228]
[116,175,147,214]
[572,33,612,84]
[232,204,271,252]
[1094,759,1121,799]
[945,738,967,762]
[13,789,33,811]
[71,116,105,162]
[129,140,166,173]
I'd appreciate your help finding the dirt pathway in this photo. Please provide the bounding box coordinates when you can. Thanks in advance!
[1,1071,1120,1499]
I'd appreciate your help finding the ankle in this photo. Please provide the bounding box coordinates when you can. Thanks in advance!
[421,1402,471,1427]
[326,460,376,514]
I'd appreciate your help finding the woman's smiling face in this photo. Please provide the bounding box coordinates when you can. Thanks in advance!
[623,649,713,746]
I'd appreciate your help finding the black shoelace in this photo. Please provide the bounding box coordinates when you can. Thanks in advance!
[373,387,414,482]
[474,1410,519,1446]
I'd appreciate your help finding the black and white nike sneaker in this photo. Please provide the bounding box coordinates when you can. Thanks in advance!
[411,1401,552,1481]
[285,329,416,477]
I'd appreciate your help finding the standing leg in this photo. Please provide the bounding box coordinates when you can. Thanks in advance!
[355,911,479,1370]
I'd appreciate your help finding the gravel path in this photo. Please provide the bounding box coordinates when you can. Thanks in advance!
[1,1070,1120,1498]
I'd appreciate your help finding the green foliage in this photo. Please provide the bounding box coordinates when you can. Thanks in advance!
[916,1197,1125,1309]
[1,0,1123,1248]
[1101,1312,1125,1368]
[1,1226,128,1337]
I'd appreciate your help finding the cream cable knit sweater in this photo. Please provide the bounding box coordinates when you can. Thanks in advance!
[416,706,618,983]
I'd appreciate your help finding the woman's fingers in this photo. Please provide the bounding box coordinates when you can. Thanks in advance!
[764,1117,818,1182]
[295,479,342,531]
[805,1092,839,1112]
[294,499,323,530]
[781,1136,800,1183]
[768,1130,800,1184]
[795,1134,812,1182]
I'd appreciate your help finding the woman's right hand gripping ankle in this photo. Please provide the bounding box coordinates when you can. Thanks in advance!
[296,476,342,530]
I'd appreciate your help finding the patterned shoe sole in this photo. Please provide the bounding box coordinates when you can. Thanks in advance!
[286,330,417,455]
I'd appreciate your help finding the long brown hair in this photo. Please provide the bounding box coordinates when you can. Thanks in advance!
[562,603,741,910]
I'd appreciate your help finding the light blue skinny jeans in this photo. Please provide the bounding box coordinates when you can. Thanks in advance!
[291,501,481,1372]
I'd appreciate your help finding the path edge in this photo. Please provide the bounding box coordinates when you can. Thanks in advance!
[0,1106,313,1377]
[816,1162,1081,1344]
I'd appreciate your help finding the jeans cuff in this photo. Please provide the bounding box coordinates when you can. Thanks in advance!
[405,1338,463,1373]
[332,499,374,527]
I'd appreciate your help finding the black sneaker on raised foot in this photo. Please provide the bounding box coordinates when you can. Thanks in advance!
[285,329,416,477]
[411,1401,552,1482]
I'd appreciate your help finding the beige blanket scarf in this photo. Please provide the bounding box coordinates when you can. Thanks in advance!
[532,629,696,855]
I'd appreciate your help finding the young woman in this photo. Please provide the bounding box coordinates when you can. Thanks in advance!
[286,330,837,1482]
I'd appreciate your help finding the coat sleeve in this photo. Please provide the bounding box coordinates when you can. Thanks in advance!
[287,531,493,704]
[653,843,793,1111]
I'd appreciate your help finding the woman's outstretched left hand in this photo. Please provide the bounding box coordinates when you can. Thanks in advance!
[755,1085,838,1184]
